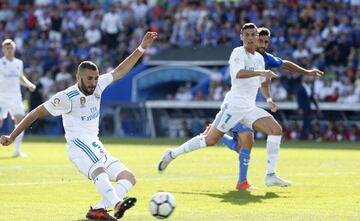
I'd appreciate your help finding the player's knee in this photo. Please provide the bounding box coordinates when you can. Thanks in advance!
[238,131,254,148]
[204,136,217,146]
[242,134,254,148]
[271,124,282,135]
[91,167,107,180]
[116,170,136,186]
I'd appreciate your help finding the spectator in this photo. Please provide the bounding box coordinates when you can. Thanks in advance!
[101,6,123,49]
[85,23,101,45]
[271,79,287,101]
[297,76,319,140]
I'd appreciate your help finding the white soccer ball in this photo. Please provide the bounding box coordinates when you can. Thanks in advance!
[149,192,176,219]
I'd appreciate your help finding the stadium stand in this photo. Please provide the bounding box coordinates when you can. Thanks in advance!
[0,0,358,141]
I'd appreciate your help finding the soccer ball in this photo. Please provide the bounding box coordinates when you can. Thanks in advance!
[149,192,176,219]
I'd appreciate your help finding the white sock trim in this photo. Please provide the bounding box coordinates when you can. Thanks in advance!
[267,135,282,144]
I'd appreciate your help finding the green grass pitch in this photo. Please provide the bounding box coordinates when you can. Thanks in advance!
[0,136,359,221]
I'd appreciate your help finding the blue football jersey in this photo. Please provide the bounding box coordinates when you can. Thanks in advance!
[262,52,283,69]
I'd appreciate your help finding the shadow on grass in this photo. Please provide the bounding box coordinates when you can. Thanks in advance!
[174,190,286,205]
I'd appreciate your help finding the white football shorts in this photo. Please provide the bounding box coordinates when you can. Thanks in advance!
[0,96,25,119]
[67,138,130,181]
[212,104,272,132]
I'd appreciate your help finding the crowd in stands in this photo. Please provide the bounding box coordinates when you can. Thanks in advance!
[0,0,359,140]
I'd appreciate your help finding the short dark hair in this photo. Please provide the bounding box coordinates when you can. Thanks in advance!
[78,61,99,73]
[258,27,271,37]
[241,23,258,33]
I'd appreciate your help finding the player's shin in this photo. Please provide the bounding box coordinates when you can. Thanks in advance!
[13,129,24,154]
[115,179,133,199]
[238,148,251,183]
[266,135,282,175]
[220,134,238,152]
[171,135,207,158]
[94,173,121,207]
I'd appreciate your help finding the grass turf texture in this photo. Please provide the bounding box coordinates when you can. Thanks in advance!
[0,136,359,221]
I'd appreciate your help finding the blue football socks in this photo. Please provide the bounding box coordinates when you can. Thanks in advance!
[220,134,238,152]
[238,148,251,183]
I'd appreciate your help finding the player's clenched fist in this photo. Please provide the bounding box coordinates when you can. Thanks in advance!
[140,32,158,49]
[0,135,13,146]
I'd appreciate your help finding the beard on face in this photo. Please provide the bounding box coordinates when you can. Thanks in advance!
[80,78,96,95]
[257,47,265,53]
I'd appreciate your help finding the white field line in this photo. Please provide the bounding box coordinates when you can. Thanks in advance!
[0,171,359,186]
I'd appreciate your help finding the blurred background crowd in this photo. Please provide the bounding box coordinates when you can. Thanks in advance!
[0,0,359,141]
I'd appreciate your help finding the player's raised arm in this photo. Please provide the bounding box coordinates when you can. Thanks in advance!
[0,105,49,146]
[111,32,158,81]
[282,60,323,78]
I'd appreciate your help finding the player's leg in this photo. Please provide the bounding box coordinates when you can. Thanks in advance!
[91,167,136,220]
[202,123,238,152]
[236,131,258,190]
[91,167,122,211]
[13,114,27,157]
[252,116,291,187]
[220,123,252,152]
[0,102,6,128]
[158,104,238,173]
[93,142,137,219]
[220,132,238,152]
[10,99,26,157]
[68,139,123,220]
[105,152,136,201]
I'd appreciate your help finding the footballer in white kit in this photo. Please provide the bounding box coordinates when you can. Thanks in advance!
[0,56,25,118]
[0,32,158,220]
[158,24,283,192]
[43,72,127,180]
[0,39,36,157]
[213,46,271,132]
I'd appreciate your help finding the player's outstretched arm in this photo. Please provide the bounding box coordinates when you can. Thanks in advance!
[20,75,36,92]
[236,69,278,79]
[0,105,49,146]
[111,32,158,81]
[261,78,278,112]
[282,60,323,78]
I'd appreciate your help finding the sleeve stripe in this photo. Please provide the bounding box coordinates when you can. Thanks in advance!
[66,90,80,99]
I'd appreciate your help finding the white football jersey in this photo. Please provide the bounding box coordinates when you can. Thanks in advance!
[43,73,113,141]
[223,46,266,108]
[0,57,23,97]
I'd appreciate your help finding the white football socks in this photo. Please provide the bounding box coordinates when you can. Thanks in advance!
[115,179,133,199]
[171,135,207,158]
[266,135,282,175]
[93,173,120,207]
[94,179,134,209]
[14,128,24,154]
